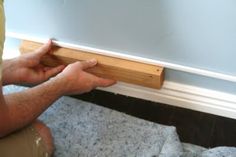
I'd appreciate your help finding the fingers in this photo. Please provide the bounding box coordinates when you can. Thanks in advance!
[21,40,53,67]
[79,59,97,70]
[78,59,116,87]
[35,39,53,57]
[44,65,65,79]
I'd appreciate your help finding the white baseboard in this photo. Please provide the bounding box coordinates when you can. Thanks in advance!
[99,81,236,119]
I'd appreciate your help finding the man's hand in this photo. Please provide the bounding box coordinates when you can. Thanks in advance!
[53,59,116,95]
[0,39,116,138]
[2,40,65,85]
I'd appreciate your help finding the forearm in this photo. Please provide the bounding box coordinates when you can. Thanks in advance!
[2,58,17,85]
[0,59,115,137]
[0,78,64,136]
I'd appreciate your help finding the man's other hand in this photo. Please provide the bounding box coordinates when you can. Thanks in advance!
[2,40,65,85]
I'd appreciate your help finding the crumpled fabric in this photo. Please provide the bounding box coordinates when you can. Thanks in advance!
[3,85,236,157]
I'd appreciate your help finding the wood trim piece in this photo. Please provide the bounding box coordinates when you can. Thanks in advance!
[19,40,164,89]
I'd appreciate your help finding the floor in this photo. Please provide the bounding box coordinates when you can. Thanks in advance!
[72,89,236,148]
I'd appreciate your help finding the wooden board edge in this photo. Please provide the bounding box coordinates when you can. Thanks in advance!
[19,40,165,89]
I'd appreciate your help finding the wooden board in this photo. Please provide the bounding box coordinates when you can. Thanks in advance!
[19,40,164,89]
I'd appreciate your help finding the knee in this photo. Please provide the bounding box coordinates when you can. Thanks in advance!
[33,120,54,156]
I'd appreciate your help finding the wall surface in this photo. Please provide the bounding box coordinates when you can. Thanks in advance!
[3,0,236,94]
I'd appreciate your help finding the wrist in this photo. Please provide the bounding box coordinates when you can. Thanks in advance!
[2,59,18,85]
[47,75,68,97]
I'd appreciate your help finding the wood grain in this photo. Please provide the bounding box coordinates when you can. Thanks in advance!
[19,40,164,89]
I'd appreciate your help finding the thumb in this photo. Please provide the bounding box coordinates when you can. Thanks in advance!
[95,77,117,87]
[44,65,65,79]
[34,39,53,58]
[79,59,97,70]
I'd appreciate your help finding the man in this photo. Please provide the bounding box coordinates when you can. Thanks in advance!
[0,1,115,156]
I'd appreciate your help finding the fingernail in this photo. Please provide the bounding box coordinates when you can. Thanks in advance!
[47,39,51,43]
[89,59,97,65]
[49,38,55,45]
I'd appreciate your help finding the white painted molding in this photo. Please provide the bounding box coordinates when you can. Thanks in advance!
[6,31,236,82]
[99,81,236,119]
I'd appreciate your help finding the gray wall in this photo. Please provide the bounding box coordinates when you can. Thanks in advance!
[4,0,236,93]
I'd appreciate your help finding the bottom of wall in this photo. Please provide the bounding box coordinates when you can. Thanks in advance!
[98,81,236,119]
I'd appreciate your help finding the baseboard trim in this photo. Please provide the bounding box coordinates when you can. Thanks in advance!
[6,31,236,82]
[98,81,236,119]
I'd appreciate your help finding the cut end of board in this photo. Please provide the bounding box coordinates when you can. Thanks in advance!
[19,40,165,89]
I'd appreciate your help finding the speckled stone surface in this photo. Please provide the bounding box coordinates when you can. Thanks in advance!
[40,97,184,157]
[3,85,236,157]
